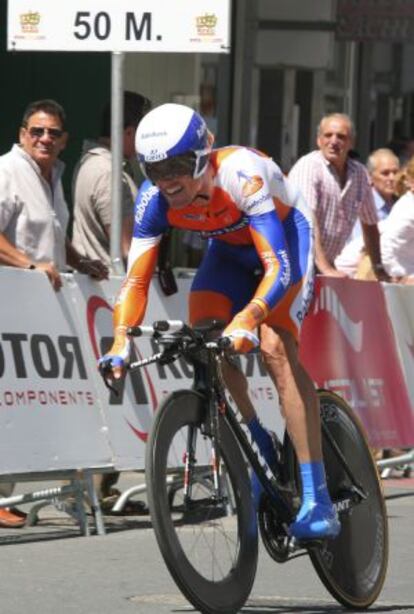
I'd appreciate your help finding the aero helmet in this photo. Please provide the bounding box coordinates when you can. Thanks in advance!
[135,103,211,182]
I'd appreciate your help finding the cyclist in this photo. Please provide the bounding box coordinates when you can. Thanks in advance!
[100,103,340,540]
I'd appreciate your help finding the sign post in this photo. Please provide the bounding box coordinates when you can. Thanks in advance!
[8,0,231,271]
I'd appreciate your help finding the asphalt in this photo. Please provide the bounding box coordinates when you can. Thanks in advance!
[0,471,412,614]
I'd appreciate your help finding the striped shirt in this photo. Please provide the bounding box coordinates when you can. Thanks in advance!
[288,150,378,262]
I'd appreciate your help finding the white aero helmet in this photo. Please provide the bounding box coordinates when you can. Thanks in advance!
[135,103,211,182]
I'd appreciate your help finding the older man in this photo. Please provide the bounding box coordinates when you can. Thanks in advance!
[368,148,400,216]
[335,148,400,276]
[289,113,388,279]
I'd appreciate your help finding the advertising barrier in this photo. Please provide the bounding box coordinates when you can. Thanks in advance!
[300,277,414,449]
[0,267,413,479]
[0,268,112,474]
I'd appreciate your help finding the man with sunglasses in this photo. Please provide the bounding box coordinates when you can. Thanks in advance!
[100,103,340,541]
[0,98,107,291]
[0,98,108,528]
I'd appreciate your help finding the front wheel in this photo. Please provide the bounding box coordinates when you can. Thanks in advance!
[310,390,389,609]
[146,389,258,614]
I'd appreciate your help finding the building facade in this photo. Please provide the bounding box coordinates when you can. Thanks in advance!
[1,0,414,262]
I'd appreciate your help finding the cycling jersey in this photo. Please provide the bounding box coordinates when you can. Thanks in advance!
[114,146,314,339]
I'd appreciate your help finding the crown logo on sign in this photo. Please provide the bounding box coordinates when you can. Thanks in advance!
[20,11,40,32]
[196,13,217,36]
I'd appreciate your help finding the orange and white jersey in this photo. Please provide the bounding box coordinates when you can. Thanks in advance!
[115,146,313,332]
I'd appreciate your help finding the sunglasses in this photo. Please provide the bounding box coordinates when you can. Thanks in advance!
[142,152,210,183]
[143,153,197,183]
[27,126,64,139]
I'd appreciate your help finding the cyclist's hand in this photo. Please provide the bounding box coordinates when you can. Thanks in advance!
[98,354,127,382]
[98,333,131,383]
[223,302,265,353]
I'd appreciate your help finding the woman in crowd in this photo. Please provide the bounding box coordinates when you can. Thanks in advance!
[381,156,414,284]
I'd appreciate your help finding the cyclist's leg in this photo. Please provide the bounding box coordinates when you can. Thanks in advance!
[261,285,340,539]
[189,241,277,469]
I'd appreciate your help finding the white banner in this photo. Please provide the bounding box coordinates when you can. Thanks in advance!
[0,267,283,476]
[0,268,113,474]
[8,0,231,53]
[1,266,413,478]
[383,283,414,412]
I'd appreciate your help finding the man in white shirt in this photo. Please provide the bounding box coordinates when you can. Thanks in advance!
[335,148,399,277]
[0,98,107,290]
[0,99,107,527]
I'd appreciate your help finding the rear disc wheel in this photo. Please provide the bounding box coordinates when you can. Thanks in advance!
[309,390,388,609]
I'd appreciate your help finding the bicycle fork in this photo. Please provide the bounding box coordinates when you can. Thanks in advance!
[181,411,229,511]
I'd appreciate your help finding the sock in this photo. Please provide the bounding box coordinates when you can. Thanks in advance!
[296,461,332,519]
[247,417,277,468]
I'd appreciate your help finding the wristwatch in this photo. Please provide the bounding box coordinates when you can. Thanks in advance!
[373,263,386,273]
[28,264,36,270]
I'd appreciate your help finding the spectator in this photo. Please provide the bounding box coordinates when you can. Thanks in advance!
[381,156,414,283]
[377,157,414,468]
[367,148,400,218]
[288,113,388,280]
[72,91,151,513]
[335,148,400,277]
[72,91,151,269]
[0,98,107,528]
[0,98,108,289]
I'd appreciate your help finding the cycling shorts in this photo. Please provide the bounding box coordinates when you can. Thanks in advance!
[189,239,314,340]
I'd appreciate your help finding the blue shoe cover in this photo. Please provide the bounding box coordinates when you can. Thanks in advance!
[289,503,341,540]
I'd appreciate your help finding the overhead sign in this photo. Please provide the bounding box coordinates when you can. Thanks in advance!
[336,0,414,42]
[7,0,231,53]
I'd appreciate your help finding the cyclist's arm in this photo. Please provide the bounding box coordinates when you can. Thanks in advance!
[108,182,168,359]
[248,210,291,315]
[113,235,161,333]
[222,210,290,352]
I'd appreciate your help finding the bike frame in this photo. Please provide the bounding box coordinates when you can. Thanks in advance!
[191,345,295,521]
[108,323,368,522]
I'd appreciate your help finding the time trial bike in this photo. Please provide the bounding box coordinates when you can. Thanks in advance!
[102,319,388,614]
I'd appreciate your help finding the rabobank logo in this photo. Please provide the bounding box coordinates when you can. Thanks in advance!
[135,185,158,226]
[141,131,167,139]
[277,249,291,287]
[314,285,363,351]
